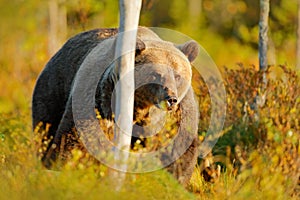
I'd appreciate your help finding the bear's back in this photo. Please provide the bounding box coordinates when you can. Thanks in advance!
[32,28,118,132]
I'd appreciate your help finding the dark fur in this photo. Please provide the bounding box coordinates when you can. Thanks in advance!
[32,27,199,187]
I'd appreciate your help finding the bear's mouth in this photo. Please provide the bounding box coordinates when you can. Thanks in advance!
[155,95,178,111]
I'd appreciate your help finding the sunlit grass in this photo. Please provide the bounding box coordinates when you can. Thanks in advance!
[0,114,195,200]
[0,19,299,198]
[1,64,299,199]
[0,1,299,198]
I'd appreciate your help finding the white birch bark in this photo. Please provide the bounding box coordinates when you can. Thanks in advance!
[111,0,142,190]
[48,0,67,56]
[259,0,270,71]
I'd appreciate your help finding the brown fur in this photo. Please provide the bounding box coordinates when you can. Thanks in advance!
[32,27,199,187]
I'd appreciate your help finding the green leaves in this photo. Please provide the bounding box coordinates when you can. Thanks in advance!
[192,64,300,197]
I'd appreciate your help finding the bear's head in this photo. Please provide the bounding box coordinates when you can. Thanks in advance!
[97,27,199,126]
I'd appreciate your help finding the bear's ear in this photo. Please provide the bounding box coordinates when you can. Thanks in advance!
[136,38,146,56]
[177,40,199,62]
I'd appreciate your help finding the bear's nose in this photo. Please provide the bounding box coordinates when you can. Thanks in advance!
[166,96,178,108]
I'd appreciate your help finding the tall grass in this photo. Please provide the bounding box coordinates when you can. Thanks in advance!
[0,65,299,199]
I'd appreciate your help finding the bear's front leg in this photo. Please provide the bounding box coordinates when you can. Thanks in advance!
[43,96,75,168]
[164,88,199,187]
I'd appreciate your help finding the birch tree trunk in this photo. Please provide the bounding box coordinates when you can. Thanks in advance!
[111,0,142,189]
[254,0,270,115]
[189,0,202,14]
[48,0,67,56]
[258,0,270,71]
[188,0,201,28]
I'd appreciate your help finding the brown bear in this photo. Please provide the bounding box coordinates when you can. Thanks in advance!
[32,27,199,187]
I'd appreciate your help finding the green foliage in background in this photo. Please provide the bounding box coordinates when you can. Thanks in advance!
[0,0,299,199]
[192,64,299,198]
[1,0,299,113]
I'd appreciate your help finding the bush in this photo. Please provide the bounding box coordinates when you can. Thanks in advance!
[0,65,299,199]
[191,64,300,198]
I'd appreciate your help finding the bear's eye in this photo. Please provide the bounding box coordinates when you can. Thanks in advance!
[135,59,141,64]
[151,72,162,80]
[175,74,181,81]
[135,54,144,64]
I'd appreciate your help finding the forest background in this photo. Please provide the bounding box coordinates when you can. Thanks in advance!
[0,0,299,199]
[0,0,298,113]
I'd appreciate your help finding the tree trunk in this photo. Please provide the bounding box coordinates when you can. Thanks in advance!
[48,0,67,56]
[258,0,270,71]
[188,0,201,28]
[189,0,202,14]
[111,0,142,190]
[254,0,270,116]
